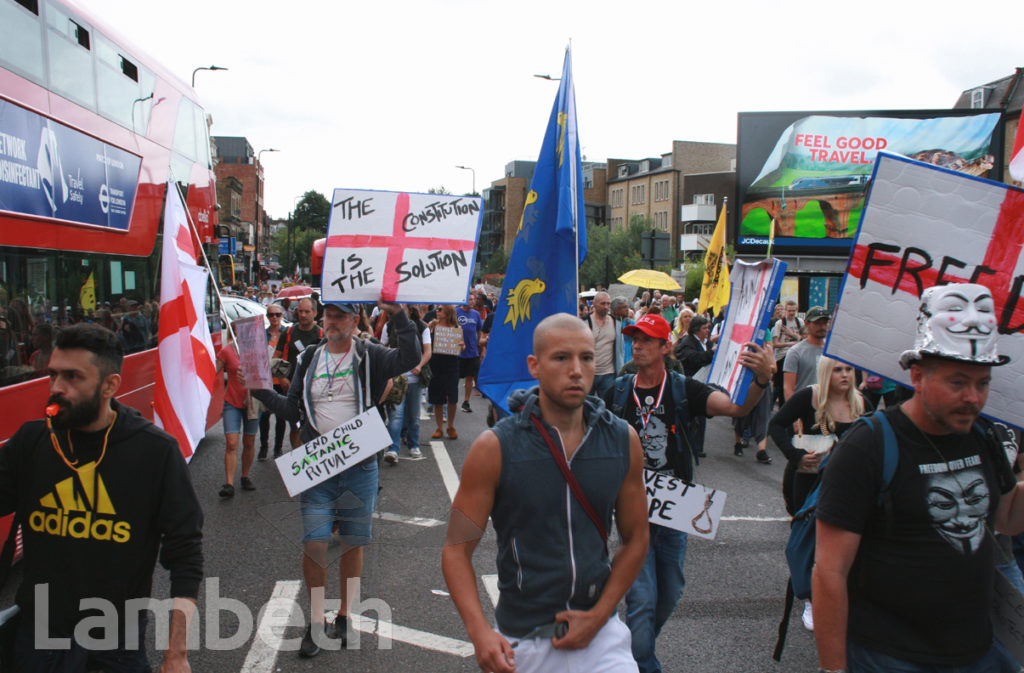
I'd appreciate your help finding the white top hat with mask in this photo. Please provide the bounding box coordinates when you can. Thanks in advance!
[899,283,1010,369]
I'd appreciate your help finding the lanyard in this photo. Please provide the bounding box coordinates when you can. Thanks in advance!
[631,371,667,434]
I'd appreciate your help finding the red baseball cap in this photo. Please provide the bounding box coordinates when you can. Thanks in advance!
[623,314,671,341]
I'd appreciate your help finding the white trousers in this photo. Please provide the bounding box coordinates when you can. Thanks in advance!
[500,615,638,673]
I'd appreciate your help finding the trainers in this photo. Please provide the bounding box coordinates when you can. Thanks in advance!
[409,447,423,458]
[299,623,322,658]
[462,401,472,413]
[733,443,744,457]
[384,451,398,466]
[756,450,772,464]
[328,614,349,647]
[218,483,234,498]
[240,477,256,491]
[802,601,814,631]
[257,449,268,462]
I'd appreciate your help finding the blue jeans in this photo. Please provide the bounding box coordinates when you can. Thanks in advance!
[848,639,1000,672]
[626,524,687,673]
[387,380,422,455]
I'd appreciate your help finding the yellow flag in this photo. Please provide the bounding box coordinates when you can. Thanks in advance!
[80,271,96,312]
[698,205,730,315]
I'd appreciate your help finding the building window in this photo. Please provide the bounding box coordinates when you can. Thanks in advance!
[694,193,715,206]
[970,88,986,109]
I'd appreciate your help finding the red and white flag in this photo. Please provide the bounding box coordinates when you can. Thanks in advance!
[1010,118,1024,183]
[154,183,217,461]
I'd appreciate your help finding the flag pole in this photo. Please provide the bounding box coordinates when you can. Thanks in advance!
[174,182,238,350]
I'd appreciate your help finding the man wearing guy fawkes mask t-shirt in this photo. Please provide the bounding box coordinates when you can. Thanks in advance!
[604,313,773,673]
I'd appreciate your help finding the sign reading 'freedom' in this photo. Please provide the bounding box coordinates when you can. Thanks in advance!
[320,188,483,304]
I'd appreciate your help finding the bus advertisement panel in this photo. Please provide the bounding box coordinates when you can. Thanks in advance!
[735,109,1004,255]
[0,98,142,230]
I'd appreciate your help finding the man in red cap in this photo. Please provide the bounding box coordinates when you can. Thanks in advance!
[604,312,774,673]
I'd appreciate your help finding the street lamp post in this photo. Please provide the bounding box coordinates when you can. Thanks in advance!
[251,148,279,284]
[455,165,476,195]
[191,64,228,87]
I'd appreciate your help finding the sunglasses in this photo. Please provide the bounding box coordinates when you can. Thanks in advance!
[268,312,283,317]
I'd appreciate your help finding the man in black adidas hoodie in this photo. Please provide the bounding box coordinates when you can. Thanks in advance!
[0,323,203,672]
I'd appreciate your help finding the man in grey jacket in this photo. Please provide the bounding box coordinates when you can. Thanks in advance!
[253,300,420,658]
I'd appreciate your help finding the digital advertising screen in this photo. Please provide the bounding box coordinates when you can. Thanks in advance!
[735,109,1004,255]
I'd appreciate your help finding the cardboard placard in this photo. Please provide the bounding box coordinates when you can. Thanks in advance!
[432,325,463,356]
[826,153,1024,429]
[275,409,391,497]
[643,469,727,540]
[232,315,273,390]
[320,188,483,304]
[707,259,787,404]
[992,568,1024,663]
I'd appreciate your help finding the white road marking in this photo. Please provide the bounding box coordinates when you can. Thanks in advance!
[721,515,789,522]
[431,440,460,502]
[240,580,301,673]
[374,511,445,527]
[481,574,499,608]
[349,613,474,657]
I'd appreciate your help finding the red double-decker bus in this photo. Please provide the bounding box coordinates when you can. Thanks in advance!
[0,0,225,569]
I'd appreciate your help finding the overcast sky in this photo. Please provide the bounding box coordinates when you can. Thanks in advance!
[77,0,1021,220]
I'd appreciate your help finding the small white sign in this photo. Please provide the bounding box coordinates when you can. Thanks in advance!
[643,469,727,540]
[275,408,391,497]
[320,188,482,304]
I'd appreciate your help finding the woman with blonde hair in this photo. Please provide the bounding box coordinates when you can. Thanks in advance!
[672,307,694,343]
[769,356,870,513]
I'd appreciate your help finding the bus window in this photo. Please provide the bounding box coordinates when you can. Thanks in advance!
[0,0,44,82]
[96,34,150,130]
[45,3,96,109]
[218,254,235,288]
[0,242,161,388]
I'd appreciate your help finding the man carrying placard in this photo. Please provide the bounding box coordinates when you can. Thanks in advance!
[252,300,420,658]
[603,313,773,673]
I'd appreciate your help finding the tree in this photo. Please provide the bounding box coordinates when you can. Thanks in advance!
[484,247,508,276]
[427,186,451,195]
[292,191,330,234]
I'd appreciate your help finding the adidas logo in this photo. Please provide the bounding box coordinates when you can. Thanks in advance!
[28,462,131,543]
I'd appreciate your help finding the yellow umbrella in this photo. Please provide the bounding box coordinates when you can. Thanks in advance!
[617,269,682,291]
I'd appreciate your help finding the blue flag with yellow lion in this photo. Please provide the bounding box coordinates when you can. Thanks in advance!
[477,48,587,413]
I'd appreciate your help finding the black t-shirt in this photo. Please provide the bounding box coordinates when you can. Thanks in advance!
[603,374,711,475]
[279,325,323,367]
[817,405,1016,665]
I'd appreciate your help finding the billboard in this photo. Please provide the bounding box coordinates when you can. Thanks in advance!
[735,110,1003,255]
[0,100,141,231]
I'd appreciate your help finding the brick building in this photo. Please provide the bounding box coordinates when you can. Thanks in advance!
[212,136,272,283]
[952,67,1024,186]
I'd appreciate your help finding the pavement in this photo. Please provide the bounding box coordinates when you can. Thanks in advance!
[7,392,822,672]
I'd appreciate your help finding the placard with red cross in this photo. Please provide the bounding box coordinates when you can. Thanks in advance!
[320,188,483,304]
[828,153,1024,428]
[707,258,787,405]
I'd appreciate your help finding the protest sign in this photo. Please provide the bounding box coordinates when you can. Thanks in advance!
[643,470,726,540]
[320,188,483,304]
[992,569,1024,663]
[826,153,1024,428]
[232,315,272,390]
[707,258,787,405]
[432,325,463,356]
[275,408,391,497]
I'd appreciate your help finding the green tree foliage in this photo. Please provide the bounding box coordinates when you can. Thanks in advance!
[292,191,330,234]
[579,216,658,289]
[685,261,705,298]
[427,186,451,195]
[484,247,508,276]
[269,226,321,278]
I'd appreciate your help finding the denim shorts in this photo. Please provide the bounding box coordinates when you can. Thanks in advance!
[223,402,258,436]
[300,459,378,544]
